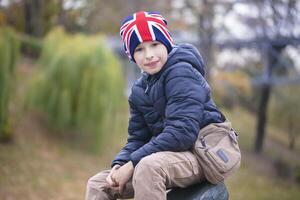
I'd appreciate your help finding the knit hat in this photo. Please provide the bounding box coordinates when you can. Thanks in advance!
[120,11,174,62]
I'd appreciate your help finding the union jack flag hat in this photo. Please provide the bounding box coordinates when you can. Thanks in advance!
[120,11,174,62]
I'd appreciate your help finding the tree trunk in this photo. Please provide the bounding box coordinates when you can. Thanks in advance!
[288,119,295,150]
[198,0,214,83]
[255,84,272,153]
[254,44,285,153]
[289,134,295,150]
[57,0,65,26]
[24,0,44,37]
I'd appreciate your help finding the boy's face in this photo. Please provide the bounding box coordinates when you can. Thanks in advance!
[133,41,168,75]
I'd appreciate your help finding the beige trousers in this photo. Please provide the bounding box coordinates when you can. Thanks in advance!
[85,151,205,200]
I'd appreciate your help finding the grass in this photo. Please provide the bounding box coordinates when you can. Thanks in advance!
[224,106,300,199]
[0,96,128,200]
[227,164,300,200]
[0,58,299,199]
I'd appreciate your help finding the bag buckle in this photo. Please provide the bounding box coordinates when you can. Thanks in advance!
[229,129,238,143]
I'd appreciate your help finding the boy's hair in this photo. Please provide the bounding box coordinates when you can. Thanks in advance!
[120,11,174,62]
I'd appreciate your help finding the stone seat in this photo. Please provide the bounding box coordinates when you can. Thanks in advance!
[167,181,229,200]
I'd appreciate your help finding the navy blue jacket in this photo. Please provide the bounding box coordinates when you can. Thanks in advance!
[112,43,225,167]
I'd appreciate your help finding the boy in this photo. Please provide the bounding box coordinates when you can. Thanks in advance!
[85,11,226,200]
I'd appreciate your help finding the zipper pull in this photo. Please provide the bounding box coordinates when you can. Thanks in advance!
[145,84,149,94]
[200,136,206,148]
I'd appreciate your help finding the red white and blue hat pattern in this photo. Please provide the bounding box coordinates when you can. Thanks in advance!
[120,11,174,62]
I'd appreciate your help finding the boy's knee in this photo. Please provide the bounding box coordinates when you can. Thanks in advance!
[133,154,167,182]
[86,171,109,190]
[86,173,111,199]
[87,175,98,189]
[135,153,164,170]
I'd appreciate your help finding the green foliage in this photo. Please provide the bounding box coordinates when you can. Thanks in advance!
[211,70,252,109]
[1,0,61,36]
[26,27,125,151]
[296,167,300,184]
[0,3,25,33]
[19,33,43,57]
[0,27,20,142]
[269,85,300,150]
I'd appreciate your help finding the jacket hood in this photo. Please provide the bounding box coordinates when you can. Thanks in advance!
[166,43,205,76]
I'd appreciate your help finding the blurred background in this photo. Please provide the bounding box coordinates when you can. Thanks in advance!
[0,0,300,199]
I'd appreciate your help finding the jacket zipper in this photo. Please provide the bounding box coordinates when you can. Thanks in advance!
[145,84,149,94]
[144,74,153,95]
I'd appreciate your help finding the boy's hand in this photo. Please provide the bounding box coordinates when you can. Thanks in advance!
[111,161,134,194]
[106,164,121,187]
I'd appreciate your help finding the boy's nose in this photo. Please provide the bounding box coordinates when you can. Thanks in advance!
[145,48,154,60]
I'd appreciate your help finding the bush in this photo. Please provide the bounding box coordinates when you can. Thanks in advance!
[19,33,43,58]
[273,158,292,178]
[269,85,300,150]
[26,27,125,151]
[0,27,20,142]
[295,167,300,184]
[211,70,252,109]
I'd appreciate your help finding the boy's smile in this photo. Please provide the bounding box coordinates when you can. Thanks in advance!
[133,41,168,75]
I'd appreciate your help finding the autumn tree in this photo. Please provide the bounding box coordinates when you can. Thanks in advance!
[270,84,300,150]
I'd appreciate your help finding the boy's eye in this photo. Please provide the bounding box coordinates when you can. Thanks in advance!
[152,42,159,46]
[135,47,142,52]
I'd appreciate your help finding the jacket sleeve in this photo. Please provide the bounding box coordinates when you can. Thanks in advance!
[111,99,152,167]
[129,64,210,166]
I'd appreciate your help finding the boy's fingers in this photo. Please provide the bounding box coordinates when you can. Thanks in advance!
[106,173,120,187]
[106,175,117,186]
[111,176,118,185]
[119,184,125,195]
[108,165,120,183]
[106,176,113,185]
